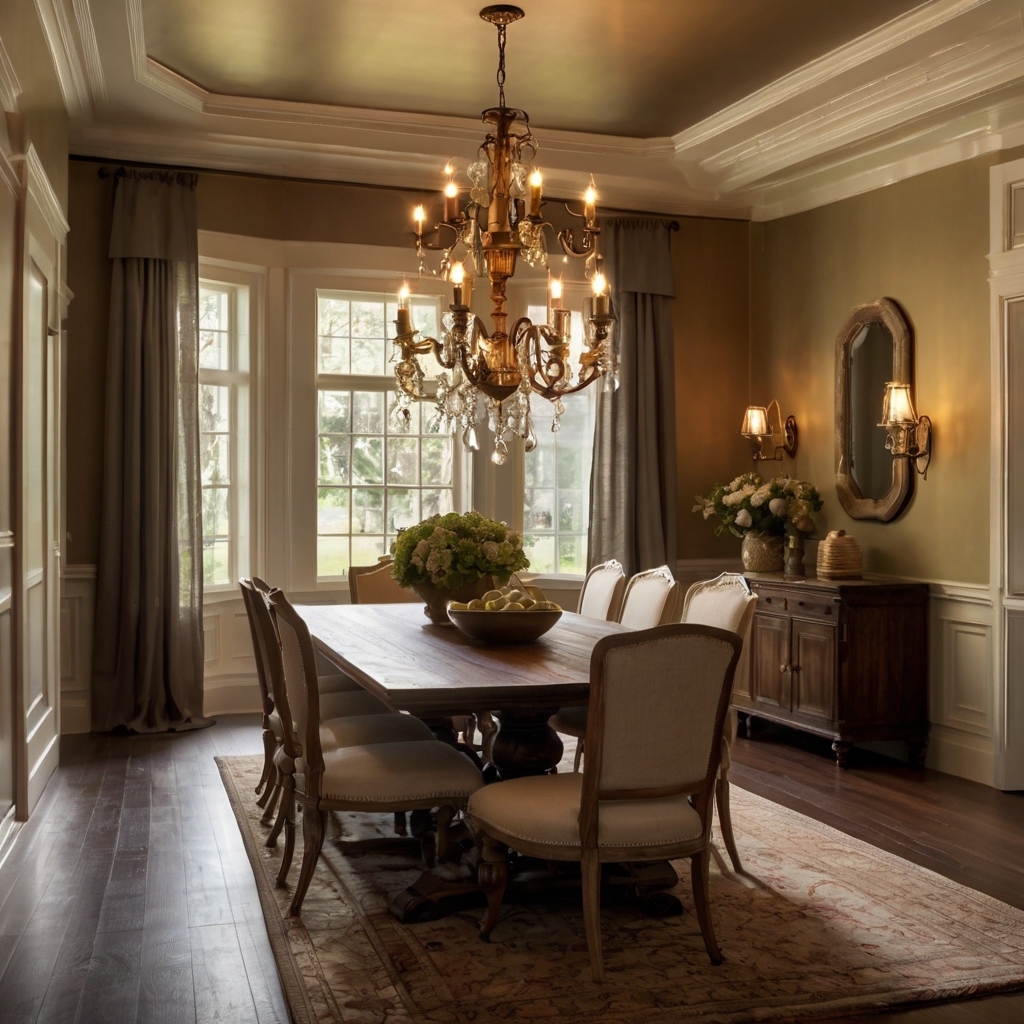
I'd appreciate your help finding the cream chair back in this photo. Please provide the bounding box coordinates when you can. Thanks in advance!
[683,573,757,635]
[349,558,419,604]
[269,590,326,790]
[577,560,627,621]
[617,565,682,629]
[581,625,741,826]
[239,579,275,719]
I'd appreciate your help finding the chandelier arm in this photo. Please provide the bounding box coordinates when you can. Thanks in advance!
[558,228,597,260]
[527,365,601,401]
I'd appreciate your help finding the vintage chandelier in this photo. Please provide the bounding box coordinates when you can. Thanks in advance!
[393,4,617,465]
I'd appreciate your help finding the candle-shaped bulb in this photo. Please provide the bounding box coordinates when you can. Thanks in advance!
[450,262,464,284]
[396,283,412,335]
[583,175,597,225]
[549,276,562,302]
[399,282,410,307]
[584,184,596,206]
[529,167,543,218]
[413,205,425,234]
[443,163,453,176]
[591,272,606,296]
[444,181,458,198]
[443,181,459,222]
[592,272,609,316]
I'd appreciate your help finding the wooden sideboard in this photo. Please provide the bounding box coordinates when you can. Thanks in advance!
[734,574,929,767]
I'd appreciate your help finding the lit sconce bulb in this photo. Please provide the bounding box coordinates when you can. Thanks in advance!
[396,283,412,335]
[450,262,469,307]
[583,175,597,226]
[529,168,543,217]
[444,162,454,176]
[584,184,596,206]
[450,262,465,285]
[413,205,425,234]
[529,169,543,188]
[443,180,459,222]
[444,181,458,199]
[549,276,562,302]
[591,272,606,296]
[399,282,410,307]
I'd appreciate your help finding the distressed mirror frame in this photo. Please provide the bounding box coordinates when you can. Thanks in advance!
[835,298,912,521]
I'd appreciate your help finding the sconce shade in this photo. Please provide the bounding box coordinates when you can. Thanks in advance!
[741,405,770,438]
[880,382,917,427]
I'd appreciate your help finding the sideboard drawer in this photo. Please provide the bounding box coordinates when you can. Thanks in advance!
[789,595,838,621]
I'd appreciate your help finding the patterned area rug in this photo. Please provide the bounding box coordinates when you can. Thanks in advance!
[217,753,1024,1024]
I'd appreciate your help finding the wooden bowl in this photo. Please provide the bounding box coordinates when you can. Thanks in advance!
[446,607,562,645]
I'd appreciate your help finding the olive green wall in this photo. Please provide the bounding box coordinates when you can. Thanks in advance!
[673,218,751,560]
[66,160,752,567]
[751,154,1011,584]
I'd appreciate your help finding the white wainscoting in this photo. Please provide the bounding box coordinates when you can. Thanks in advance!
[60,565,96,734]
[925,582,996,785]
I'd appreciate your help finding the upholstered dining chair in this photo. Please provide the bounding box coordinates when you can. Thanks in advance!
[681,574,758,873]
[469,624,742,983]
[550,564,683,769]
[349,557,420,604]
[268,587,485,917]
[576,559,627,622]
[240,580,434,850]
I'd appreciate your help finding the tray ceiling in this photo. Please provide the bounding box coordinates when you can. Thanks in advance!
[139,0,925,137]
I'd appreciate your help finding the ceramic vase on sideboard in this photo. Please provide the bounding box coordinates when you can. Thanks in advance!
[741,530,785,574]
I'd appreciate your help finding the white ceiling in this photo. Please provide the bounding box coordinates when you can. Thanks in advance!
[26,0,1024,219]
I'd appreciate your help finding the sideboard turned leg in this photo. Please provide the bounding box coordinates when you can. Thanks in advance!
[832,741,852,769]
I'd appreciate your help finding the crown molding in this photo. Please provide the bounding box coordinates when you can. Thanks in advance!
[13,145,70,239]
[0,34,21,114]
[69,121,749,220]
[33,0,90,118]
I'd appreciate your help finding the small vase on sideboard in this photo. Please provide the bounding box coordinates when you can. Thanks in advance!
[741,530,785,574]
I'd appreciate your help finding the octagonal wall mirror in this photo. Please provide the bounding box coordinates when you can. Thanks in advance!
[835,298,912,521]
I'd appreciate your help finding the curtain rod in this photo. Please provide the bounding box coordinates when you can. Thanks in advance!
[87,158,678,226]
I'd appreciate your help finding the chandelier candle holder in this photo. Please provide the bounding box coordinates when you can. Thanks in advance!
[393,4,618,465]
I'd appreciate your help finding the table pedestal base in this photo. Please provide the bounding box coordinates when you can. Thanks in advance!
[486,710,563,780]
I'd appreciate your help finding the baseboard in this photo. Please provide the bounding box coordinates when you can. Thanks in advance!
[204,676,263,716]
[60,697,91,735]
[927,724,995,786]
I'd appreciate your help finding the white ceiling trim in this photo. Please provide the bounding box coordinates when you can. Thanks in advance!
[69,121,747,220]
[72,0,107,103]
[0,34,20,115]
[673,0,990,151]
[12,145,70,239]
[33,0,93,118]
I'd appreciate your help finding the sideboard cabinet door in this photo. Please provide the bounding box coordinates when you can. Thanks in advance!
[791,619,836,722]
[752,614,791,712]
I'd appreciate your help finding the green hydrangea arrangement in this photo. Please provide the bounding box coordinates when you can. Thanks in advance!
[693,473,824,538]
[391,511,530,589]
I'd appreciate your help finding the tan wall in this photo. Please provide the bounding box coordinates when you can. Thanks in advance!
[751,155,1005,584]
[673,218,751,560]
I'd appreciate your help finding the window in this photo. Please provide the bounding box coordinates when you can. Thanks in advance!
[315,289,454,579]
[198,280,250,589]
[522,302,596,575]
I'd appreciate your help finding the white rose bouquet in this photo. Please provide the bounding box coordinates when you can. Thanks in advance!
[693,473,823,539]
[391,511,529,590]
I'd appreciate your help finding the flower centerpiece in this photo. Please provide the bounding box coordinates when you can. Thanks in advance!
[391,511,530,624]
[693,474,824,574]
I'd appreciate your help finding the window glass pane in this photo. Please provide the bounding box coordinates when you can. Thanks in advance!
[558,536,587,575]
[318,297,350,374]
[421,488,454,518]
[201,434,230,486]
[524,487,554,532]
[352,487,384,534]
[319,436,350,485]
[387,489,420,533]
[203,539,230,586]
[200,384,230,433]
[351,535,385,567]
[353,391,384,433]
[421,436,452,486]
[386,437,418,485]
[524,535,555,575]
[387,392,420,434]
[319,391,350,434]
[199,288,230,370]
[202,486,230,586]
[318,488,350,535]
[318,535,350,579]
[352,437,383,485]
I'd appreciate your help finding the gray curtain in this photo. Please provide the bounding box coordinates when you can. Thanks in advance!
[91,169,208,732]
[588,218,678,577]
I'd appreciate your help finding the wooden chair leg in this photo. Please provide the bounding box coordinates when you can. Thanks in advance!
[267,772,292,848]
[581,851,604,983]
[477,832,509,939]
[289,805,327,918]
[255,729,275,797]
[716,775,743,874]
[435,804,455,864]
[260,769,281,823]
[276,785,297,886]
[690,847,724,965]
[393,811,408,835]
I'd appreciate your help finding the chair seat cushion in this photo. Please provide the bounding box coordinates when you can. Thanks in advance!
[320,712,434,749]
[549,705,587,737]
[320,741,484,804]
[468,773,703,850]
[318,672,362,694]
[320,689,390,718]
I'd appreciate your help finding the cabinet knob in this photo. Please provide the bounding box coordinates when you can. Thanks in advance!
[780,663,791,673]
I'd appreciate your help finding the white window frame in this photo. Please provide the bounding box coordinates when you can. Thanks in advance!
[288,267,472,594]
[197,262,263,597]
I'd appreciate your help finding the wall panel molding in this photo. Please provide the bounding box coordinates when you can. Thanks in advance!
[60,567,94,734]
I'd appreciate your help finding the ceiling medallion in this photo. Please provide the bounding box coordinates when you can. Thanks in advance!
[393,5,616,465]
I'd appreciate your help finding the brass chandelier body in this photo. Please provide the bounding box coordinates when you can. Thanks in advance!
[392,4,617,464]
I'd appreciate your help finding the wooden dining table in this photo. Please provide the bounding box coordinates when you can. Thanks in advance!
[297,603,631,778]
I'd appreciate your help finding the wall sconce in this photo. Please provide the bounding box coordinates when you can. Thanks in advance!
[741,399,798,461]
[880,382,931,477]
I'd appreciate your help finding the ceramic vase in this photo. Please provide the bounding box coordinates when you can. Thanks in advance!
[784,530,807,577]
[411,577,494,625]
[741,530,785,574]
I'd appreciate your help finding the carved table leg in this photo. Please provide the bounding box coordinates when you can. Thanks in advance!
[489,710,563,780]
[832,741,852,769]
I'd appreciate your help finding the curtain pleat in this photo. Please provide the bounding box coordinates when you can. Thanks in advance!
[588,219,678,577]
[91,171,208,732]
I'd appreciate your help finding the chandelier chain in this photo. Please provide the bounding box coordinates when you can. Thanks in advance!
[496,24,507,108]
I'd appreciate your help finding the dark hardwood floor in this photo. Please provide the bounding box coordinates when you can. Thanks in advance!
[0,715,1020,1023]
